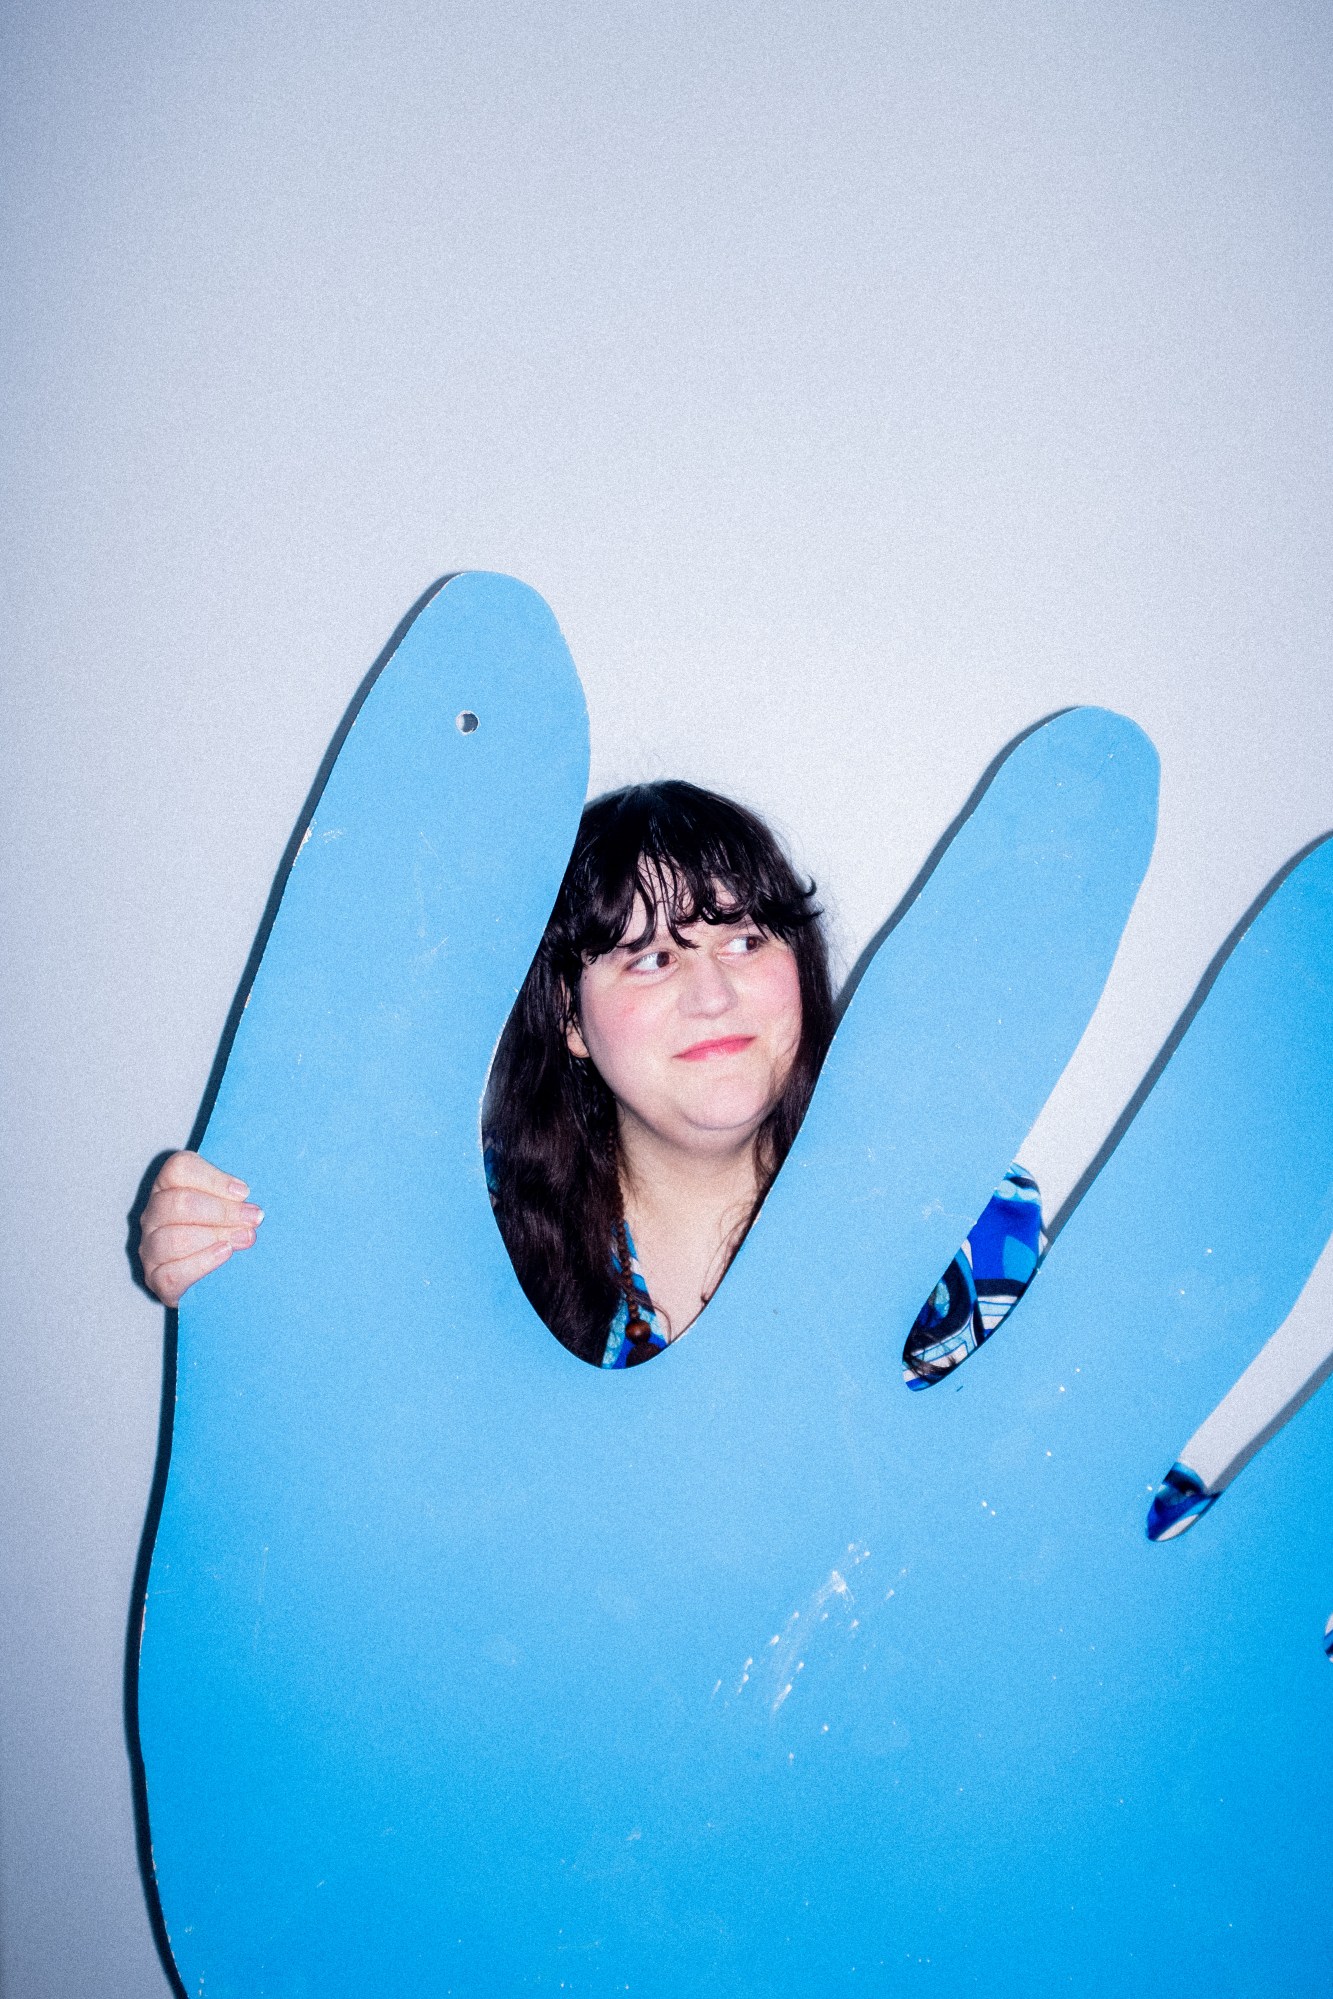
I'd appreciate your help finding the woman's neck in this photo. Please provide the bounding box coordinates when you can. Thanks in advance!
[616,1116,761,1341]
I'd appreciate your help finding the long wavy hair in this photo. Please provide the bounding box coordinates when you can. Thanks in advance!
[483,780,835,1363]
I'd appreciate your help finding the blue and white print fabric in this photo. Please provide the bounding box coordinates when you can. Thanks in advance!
[606,1165,1044,1376]
[902,1165,1044,1388]
[486,1143,1043,1380]
[601,1228,666,1368]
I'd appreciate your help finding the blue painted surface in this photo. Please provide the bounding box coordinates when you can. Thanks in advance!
[138,574,1333,1995]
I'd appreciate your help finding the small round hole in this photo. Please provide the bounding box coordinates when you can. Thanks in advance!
[456,710,479,734]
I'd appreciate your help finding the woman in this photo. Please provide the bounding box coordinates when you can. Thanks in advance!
[139,781,1041,1377]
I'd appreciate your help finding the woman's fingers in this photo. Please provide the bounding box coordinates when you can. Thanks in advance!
[155,1150,251,1201]
[148,1238,239,1309]
[146,1186,264,1230]
[139,1150,262,1305]
[142,1151,262,1237]
[146,1222,258,1266]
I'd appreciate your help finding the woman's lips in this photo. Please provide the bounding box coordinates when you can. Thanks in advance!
[675,1035,756,1062]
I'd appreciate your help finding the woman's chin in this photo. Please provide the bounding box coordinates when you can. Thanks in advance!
[671,1089,778,1147]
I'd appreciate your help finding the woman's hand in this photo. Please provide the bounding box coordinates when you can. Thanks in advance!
[139,1151,263,1307]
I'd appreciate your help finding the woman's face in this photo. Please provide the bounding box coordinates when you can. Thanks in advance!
[567,897,803,1160]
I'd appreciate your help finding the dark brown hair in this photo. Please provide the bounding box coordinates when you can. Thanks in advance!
[483,781,835,1362]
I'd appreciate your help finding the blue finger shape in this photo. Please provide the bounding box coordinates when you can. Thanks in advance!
[138,603,1165,1996]
[724,703,1159,1359]
[137,572,592,1993]
[849,833,1333,1995]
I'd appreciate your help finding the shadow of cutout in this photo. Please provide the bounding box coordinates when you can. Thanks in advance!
[123,574,455,1999]
[1046,827,1333,1246]
[1147,1172,1333,1542]
[837,709,1074,1019]
[124,1301,186,1998]
[186,573,457,1155]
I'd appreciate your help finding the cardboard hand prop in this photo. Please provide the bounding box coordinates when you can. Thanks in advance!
[137,574,1333,1997]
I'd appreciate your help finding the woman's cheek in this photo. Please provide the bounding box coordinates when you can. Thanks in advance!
[754,948,803,1039]
[589,986,665,1092]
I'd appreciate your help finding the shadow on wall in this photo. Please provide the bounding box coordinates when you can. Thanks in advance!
[1045,830,1333,1245]
[836,708,1074,1019]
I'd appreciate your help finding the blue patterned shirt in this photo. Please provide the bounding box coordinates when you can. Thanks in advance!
[605,1165,1043,1376]
[485,1146,1042,1380]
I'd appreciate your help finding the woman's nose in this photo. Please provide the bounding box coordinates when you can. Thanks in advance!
[679,950,738,1017]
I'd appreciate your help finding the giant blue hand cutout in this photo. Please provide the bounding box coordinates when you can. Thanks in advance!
[137,574,1333,1997]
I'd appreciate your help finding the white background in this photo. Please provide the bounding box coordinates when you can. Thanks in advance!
[2,3,1330,1992]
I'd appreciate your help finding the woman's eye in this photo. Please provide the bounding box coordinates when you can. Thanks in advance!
[722,931,765,955]
[627,949,673,974]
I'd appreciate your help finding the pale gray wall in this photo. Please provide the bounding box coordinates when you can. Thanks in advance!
[2,3,1330,1993]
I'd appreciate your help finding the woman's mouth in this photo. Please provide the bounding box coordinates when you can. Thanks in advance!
[675,1035,756,1062]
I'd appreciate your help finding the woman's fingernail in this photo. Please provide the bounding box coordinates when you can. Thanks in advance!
[230,1228,255,1246]
[227,1179,250,1199]
[241,1204,264,1222]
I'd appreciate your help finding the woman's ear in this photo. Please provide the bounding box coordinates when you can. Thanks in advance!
[562,983,591,1061]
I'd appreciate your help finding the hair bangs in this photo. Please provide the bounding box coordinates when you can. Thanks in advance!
[555,783,821,970]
